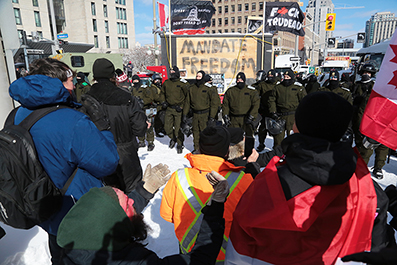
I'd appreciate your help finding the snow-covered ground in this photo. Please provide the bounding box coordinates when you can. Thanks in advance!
[0,135,396,265]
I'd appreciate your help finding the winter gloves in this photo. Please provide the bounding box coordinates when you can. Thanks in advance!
[142,163,171,194]
[342,247,397,264]
[206,171,229,205]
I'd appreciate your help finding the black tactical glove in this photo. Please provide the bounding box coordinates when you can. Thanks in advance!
[245,115,254,126]
[175,105,182,113]
[271,112,280,121]
[161,102,168,110]
[207,117,217,127]
[342,246,397,265]
[223,115,231,127]
[81,94,111,131]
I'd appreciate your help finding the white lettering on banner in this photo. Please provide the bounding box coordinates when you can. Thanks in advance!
[270,7,279,17]
[267,18,302,30]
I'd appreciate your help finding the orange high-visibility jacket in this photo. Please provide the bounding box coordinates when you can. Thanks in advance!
[160,153,253,262]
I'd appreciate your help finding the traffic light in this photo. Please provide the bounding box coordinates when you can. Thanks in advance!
[325,13,336,31]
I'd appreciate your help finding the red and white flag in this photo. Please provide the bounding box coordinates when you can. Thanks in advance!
[360,29,397,150]
[158,2,169,32]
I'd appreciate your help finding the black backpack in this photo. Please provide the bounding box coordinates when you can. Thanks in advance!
[0,105,76,229]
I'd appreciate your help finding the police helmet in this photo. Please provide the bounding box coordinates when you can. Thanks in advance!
[359,62,377,76]
[265,117,286,136]
[152,73,162,81]
[256,70,266,82]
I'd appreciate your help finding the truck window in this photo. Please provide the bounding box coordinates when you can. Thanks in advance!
[71,56,85,67]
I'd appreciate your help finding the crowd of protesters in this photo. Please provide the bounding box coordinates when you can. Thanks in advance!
[3,57,397,265]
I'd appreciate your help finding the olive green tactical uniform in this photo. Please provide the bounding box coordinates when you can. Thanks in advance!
[253,80,276,148]
[353,80,389,169]
[161,78,189,146]
[268,82,307,148]
[184,82,220,150]
[74,82,91,103]
[319,86,353,105]
[134,84,162,145]
[222,84,260,136]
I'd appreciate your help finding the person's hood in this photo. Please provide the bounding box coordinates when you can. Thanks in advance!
[57,187,134,252]
[281,133,357,185]
[9,75,72,109]
[227,141,244,161]
[185,153,244,173]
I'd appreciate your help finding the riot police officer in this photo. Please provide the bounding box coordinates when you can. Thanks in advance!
[161,66,189,154]
[183,70,220,152]
[222,72,260,137]
[268,69,307,148]
[352,62,388,179]
[253,69,277,152]
[319,69,353,104]
[305,74,320,94]
[152,74,166,138]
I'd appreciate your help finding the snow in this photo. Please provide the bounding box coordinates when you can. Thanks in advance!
[0,135,396,264]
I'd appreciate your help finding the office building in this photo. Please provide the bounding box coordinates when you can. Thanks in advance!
[365,12,397,47]
[11,0,135,53]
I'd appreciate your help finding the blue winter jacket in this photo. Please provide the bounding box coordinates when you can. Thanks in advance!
[9,75,120,235]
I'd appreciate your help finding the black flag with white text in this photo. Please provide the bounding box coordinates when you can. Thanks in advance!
[265,2,305,36]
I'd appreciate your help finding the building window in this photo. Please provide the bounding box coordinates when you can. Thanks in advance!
[115,0,126,4]
[105,20,109,33]
[231,5,235,13]
[231,28,235,33]
[212,18,215,26]
[238,4,242,12]
[12,0,18,3]
[104,5,108,17]
[238,16,241,24]
[245,3,249,11]
[259,2,263,11]
[225,29,228,33]
[34,11,41,27]
[244,16,248,24]
[212,0,215,3]
[94,35,99,48]
[117,22,128,34]
[17,30,23,44]
[116,7,127,20]
[225,6,228,13]
[231,17,235,25]
[252,3,256,11]
[14,8,22,25]
[212,30,215,33]
[237,28,242,33]
[93,19,97,32]
[225,17,228,25]
[106,36,110,48]
[37,31,43,38]
[118,37,128,48]
[218,18,222,26]
[218,6,222,14]
[218,30,222,33]
[91,2,96,15]
[32,0,38,7]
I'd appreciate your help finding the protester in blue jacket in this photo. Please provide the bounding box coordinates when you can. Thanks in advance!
[8,58,119,264]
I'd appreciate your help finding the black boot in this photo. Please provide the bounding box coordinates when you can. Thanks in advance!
[169,138,177,149]
[177,145,184,154]
[372,167,383,180]
[147,143,155,151]
[138,141,146,148]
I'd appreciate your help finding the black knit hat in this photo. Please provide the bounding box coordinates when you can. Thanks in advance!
[284,69,295,79]
[197,70,206,79]
[199,126,231,158]
[131,74,140,81]
[227,127,245,145]
[93,58,115,79]
[295,91,353,142]
[236,72,246,82]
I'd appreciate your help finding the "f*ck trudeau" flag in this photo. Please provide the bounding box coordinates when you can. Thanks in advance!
[360,29,397,150]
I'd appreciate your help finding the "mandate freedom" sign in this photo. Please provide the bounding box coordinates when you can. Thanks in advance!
[176,37,258,79]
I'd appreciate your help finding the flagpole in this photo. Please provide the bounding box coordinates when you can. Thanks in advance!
[153,0,158,66]
[261,1,266,70]
[168,0,172,67]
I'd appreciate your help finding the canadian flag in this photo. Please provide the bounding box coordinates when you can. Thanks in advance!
[158,2,169,31]
[360,29,397,150]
